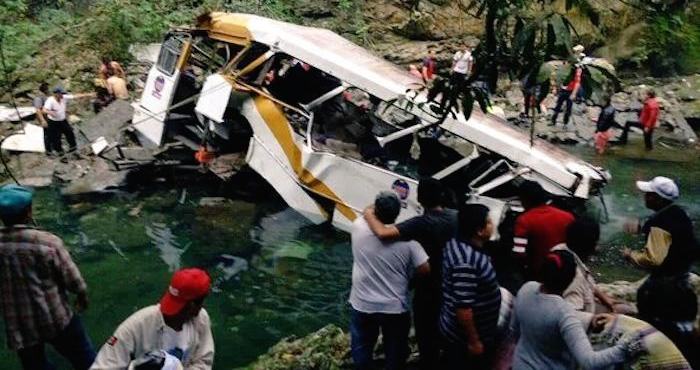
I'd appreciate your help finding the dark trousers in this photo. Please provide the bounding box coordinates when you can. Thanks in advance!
[551,90,573,125]
[46,119,77,153]
[350,308,411,370]
[619,120,654,150]
[42,126,51,154]
[441,341,493,370]
[17,315,96,370]
[413,293,441,370]
[637,274,698,367]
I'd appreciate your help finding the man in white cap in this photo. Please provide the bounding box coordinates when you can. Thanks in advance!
[622,176,698,365]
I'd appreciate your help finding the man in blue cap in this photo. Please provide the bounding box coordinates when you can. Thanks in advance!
[0,184,95,370]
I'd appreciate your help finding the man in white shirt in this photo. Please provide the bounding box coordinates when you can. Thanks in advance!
[43,86,77,155]
[448,47,474,96]
[452,48,473,77]
[91,268,215,370]
[350,191,430,370]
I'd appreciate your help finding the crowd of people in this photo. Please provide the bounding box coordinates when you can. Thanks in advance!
[0,175,696,370]
[350,177,699,370]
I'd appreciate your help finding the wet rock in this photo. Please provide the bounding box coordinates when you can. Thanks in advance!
[295,0,334,18]
[393,11,447,41]
[191,198,257,259]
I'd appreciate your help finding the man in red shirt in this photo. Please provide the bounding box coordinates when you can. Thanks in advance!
[619,89,660,150]
[421,49,437,81]
[512,180,575,281]
[550,62,583,126]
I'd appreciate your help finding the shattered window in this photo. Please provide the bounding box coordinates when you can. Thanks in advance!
[157,36,184,76]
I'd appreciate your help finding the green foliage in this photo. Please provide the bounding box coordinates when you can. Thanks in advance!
[642,8,700,76]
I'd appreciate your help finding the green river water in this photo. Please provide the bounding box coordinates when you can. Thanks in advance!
[0,140,698,369]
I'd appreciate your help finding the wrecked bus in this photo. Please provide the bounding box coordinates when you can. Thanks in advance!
[131,12,610,235]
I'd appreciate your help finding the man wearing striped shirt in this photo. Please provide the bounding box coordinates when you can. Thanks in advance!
[440,203,501,370]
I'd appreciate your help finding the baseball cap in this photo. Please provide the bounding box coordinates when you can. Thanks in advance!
[52,86,67,94]
[573,44,585,53]
[160,268,211,316]
[0,185,33,218]
[636,176,679,201]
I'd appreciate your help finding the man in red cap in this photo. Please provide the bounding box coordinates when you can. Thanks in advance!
[91,268,214,370]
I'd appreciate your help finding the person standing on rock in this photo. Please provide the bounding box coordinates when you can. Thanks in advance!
[0,184,96,370]
[364,178,457,370]
[439,203,501,370]
[593,96,616,155]
[550,59,583,127]
[618,89,659,150]
[43,86,78,156]
[512,180,574,283]
[622,176,699,366]
[350,192,430,370]
[33,82,53,155]
[450,46,473,91]
[91,268,214,370]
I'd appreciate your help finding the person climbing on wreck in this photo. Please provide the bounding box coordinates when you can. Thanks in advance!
[91,268,214,370]
[364,178,457,370]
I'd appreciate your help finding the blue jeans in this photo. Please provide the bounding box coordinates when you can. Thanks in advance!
[350,308,411,370]
[17,315,96,370]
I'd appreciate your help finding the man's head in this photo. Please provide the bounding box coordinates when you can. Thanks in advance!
[517,180,548,210]
[52,86,66,99]
[458,203,493,243]
[573,44,585,54]
[160,268,211,322]
[0,185,33,226]
[541,250,577,295]
[646,89,656,99]
[603,95,612,107]
[428,48,436,57]
[566,217,600,260]
[374,191,401,224]
[39,82,49,95]
[417,178,443,209]
[636,176,678,210]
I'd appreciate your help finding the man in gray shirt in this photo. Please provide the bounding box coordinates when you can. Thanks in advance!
[350,191,430,370]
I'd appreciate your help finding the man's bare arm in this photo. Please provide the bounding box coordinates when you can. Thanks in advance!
[363,206,401,241]
[456,308,484,355]
[415,262,430,277]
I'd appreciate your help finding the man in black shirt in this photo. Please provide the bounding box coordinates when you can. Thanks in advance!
[364,178,457,370]
[622,176,699,367]
[594,97,616,154]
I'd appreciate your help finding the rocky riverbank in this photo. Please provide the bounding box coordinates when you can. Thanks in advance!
[240,274,700,370]
[491,75,700,148]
